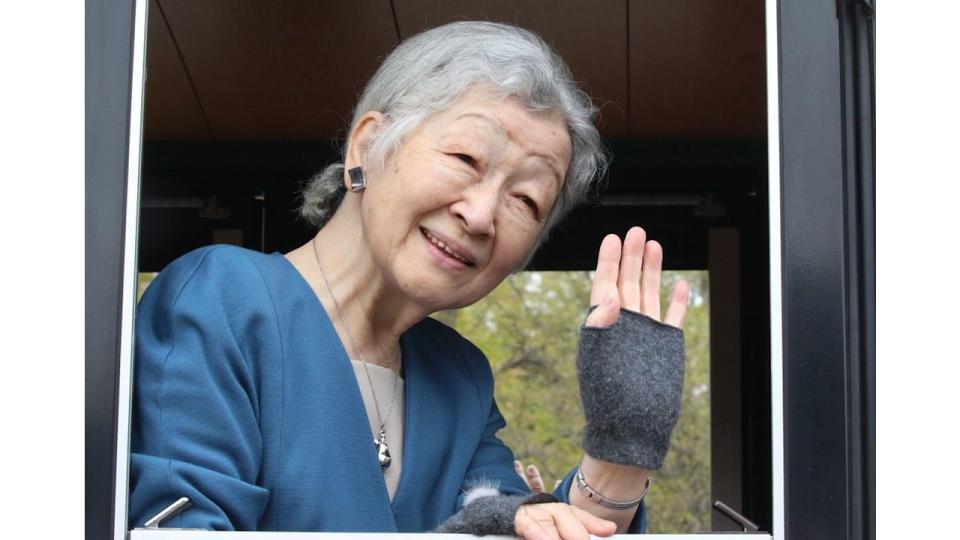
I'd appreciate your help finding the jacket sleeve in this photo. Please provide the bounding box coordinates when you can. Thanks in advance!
[456,396,532,507]
[128,247,280,531]
[450,337,531,511]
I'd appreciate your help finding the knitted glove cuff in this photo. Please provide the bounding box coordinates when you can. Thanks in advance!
[577,308,685,469]
[435,492,558,535]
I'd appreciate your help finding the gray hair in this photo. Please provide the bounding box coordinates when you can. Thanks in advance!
[300,21,607,249]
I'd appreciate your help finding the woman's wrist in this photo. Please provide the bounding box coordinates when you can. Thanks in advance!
[578,453,652,502]
[568,454,651,533]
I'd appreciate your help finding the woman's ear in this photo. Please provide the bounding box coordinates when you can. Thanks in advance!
[343,111,385,190]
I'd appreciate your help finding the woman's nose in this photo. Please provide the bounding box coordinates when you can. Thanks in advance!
[450,183,498,237]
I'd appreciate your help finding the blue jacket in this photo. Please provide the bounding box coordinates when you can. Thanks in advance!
[128,245,646,532]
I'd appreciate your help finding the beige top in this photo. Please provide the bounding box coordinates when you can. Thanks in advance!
[349,359,405,501]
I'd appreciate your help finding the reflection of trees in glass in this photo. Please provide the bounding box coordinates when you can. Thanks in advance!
[442,270,711,533]
[138,273,158,302]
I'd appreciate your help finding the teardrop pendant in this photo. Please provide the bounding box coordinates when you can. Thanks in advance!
[374,429,392,469]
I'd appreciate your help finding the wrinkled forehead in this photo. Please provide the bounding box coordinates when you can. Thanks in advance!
[425,91,573,179]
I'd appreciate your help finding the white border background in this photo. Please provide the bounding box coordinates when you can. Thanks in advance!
[876,1,960,538]
[4,1,85,540]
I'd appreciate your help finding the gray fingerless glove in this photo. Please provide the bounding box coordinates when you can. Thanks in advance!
[435,492,557,535]
[577,308,685,469]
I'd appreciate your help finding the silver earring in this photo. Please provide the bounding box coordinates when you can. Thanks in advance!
[348,166,366,192]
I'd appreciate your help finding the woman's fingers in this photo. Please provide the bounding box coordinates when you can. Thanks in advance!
[586,234,622,328]
[617,227,646,312]
[587,228,680,328]
[515,461,546,493]
[640,240,663,320]
[664,279,690,329]
[569,505,618,536]
[551,505,592,540]
[526,464,545,493]
[589,234,621,306]
[515,505,556,540]
[515,503,616,540]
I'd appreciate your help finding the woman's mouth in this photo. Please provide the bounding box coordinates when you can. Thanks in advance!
[421,227,475,268]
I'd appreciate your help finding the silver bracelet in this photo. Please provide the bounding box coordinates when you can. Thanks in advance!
[574,465,651,510]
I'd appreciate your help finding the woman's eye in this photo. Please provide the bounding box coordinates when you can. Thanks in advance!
[518,195,539,216]
[453,153,477,167]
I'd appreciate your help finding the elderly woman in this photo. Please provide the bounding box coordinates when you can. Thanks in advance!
[129,21,688,539]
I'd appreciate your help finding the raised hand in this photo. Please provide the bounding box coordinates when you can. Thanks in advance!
[576,226,688,470]
[585,227,688,329]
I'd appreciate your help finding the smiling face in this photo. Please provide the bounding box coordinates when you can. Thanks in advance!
[349,90,572,311]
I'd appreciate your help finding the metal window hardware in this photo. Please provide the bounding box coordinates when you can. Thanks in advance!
[142,497,192,529]
[713,500,761,532]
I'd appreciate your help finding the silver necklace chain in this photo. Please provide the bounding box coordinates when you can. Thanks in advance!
[312,238,401,451]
